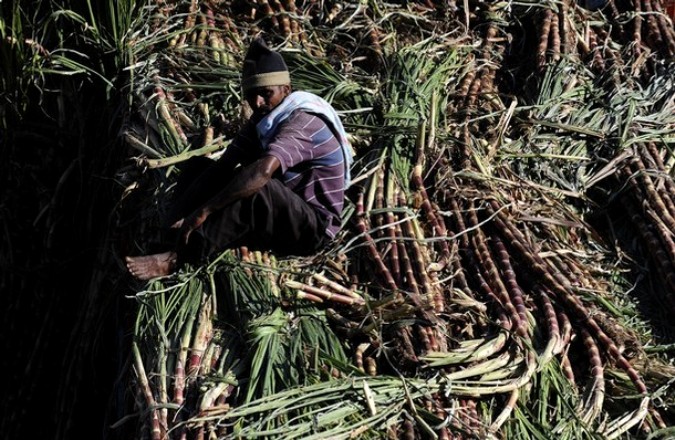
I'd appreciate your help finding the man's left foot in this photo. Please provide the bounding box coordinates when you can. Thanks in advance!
[125,251,177,280]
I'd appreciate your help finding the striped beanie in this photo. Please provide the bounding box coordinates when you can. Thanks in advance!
[241,38,290,92]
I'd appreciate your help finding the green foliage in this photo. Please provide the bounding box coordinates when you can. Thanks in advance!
[5,0,675,439]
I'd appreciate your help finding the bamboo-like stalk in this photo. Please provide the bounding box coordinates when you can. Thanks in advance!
[411,164,451,266]
[488,388,519,434]
[537,9,554,70]
[132,342,163,440]
[533,284,562,364]
[296,290,324,303]
[312,273,362,299]
[485,200,649,398]
[642,143,675,217]
[628,155,675,234]
[355,343,369,373]
[433,349,513,379]
[579,327,605,425]
[549,11,561,63]
[558,309,573,349]
[560,351,576,386]
[386,173,402,285]
[643,0,665,53]
[188,295,214,378]
[491,235,530,339]
[355,191,399,292]
[140,141,227,168]
[466,201,524,336]
[416,325,433,354]
[154,86,188,147]
[399,199,433,297]
[374,167,386,238]
[394,224,420,296]
[653,0,675,56]
[286,280,365,305]
[174,302,198,406]
[422,331,508,366]
[633,0,643,55]
[448,196,512,330]
[623,195,675,307]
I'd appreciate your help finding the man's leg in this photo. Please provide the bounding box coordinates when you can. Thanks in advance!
[127,179,328,279]
[126,157,221,280]
[201,178,328,257]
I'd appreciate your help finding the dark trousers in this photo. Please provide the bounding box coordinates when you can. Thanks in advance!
[167,157,328,265]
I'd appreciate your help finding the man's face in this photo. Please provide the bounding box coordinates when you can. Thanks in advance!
[245,84,290,122]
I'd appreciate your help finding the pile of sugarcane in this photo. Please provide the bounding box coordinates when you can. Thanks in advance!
[117,0,675,439]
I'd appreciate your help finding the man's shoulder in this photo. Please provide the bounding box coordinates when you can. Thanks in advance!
[283,110,337,139]
[284,109,322,125]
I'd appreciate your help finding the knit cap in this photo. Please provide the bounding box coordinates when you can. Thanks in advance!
[241,38,290,92]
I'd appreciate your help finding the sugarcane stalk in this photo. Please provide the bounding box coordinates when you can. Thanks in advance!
[141,141,227,168]
[385,180,402,285]
[312,273,362,299]
[434,349,513,380]
[579,327,605,425]
[417,325,433,353]
[174,301,198,406]
[491,235,530,338]
[411,164,451,266]
[286,280,365,305]
[465,399,481,435]
[156,324,168,432]
[154,86,188,146]
[653,0,675,56]
[466,202,523,335]
[449,197,512,330]
[642,143,675,216]
[560,350,576,386]
[364,356,377,376]
[355,191,399,292]
[558,309,573,349]
[132,342,163,440]
[355,343,370,373]
[124,132,163,158]
[549,11,561,63]
[325,308,362,337]
[374,167,386,238]
[486,200,649,396]
[623,194,675,306]
[602,396,650,439]
[394,223,436,321]
[532,284,562,364]
[296,291,324,303]
[560,0,569,53]
[633,0,643,54]
[422,331,508,366]
[537,9,553,70]
[399,200,433,295]
[628,156,675,234]
[488,389,519,435]
[188,294,214,378]
[643,0,665,51]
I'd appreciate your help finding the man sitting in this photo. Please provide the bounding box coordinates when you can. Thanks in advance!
[126,38,352,280]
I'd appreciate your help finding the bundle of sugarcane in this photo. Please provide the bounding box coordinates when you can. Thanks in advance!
[616,141,675,313]
[117,1,675,439]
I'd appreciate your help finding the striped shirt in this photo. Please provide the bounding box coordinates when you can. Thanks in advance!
[223,110,345,238]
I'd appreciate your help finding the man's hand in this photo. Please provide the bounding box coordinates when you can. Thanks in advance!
[171,208,210,244]
[170,156,280,245]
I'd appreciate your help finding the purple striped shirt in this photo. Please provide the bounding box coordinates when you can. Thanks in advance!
[224,110,345,238]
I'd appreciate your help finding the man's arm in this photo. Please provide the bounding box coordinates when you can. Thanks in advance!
[174,155,281,243]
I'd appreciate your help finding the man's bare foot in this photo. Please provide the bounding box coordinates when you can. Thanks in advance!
[125,251,177,280]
